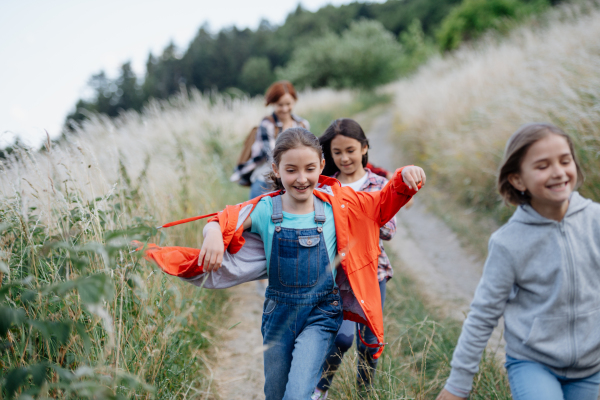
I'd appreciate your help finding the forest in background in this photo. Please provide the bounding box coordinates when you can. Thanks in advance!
[63,0,557,132]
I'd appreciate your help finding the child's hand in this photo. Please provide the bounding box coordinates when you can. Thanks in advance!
[435,389,466,400]
[401,166,426,191]
[199,222,224,272]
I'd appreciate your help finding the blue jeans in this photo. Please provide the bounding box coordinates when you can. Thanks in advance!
[262,297,342,400]
[505,355,600,400]
[249,179,270,199]
[317,279,387,390]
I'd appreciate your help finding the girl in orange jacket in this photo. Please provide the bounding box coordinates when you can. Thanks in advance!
[199,127,425,399]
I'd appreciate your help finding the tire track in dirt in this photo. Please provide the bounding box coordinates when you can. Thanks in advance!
[362,108,506,357]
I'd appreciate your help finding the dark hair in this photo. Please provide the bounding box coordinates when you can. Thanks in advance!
[319,118,369,177]
[265,80,298,106]
[498,122,584,206]
[266,127,323,191]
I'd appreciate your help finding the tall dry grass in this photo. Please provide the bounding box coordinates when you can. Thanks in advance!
[392,0,600,224]
[0,88,355,398]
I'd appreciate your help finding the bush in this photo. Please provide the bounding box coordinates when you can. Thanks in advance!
[436,0,550,51]
[278,20,403,90]
[240,57,275,96]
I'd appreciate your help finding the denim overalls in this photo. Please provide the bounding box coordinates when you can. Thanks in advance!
[262,195,343,400]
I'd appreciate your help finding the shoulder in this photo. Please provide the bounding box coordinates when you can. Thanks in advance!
[292,114,310,129]
[260,116,276,128]
[365,169,388,189]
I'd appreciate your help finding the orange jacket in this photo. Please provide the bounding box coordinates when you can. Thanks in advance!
[210,167,417,358]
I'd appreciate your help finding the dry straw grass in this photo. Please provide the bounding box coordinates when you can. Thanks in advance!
[392,0,600,222]
[0,88,354,398]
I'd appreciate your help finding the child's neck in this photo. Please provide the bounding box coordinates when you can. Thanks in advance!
[281,191,314,215]
[337,167,366,185]
[530,198,570,222]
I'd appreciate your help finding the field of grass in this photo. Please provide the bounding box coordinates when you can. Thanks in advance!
[324,251,510,400]
[0,88,359,399]
[391,0,600,235]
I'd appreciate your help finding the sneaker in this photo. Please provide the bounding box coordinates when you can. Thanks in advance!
[311,389,328,400]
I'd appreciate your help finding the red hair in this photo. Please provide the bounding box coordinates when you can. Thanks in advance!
[265,80,298,105]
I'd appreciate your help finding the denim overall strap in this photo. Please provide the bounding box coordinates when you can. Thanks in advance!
[271,194,326,232]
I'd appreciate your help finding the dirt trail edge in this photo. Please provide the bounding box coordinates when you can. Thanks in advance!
[213,282,265,399]
[364,109,506,358]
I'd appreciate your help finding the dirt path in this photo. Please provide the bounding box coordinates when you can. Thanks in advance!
[213,282,265,399]
[209,108,505,400]
[362,108,506,357]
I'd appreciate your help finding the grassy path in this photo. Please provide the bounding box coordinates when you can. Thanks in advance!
[362,108,506,359]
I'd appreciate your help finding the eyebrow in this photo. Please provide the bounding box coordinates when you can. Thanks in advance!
[531,152,572,164]
[284,162,318,167]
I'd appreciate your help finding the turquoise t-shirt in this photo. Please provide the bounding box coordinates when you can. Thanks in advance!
[250,196,337,278]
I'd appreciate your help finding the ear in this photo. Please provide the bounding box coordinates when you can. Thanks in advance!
[507,173,526,192]
[272,162,280,178]
[361,144,369,156]
[319,158,326,174]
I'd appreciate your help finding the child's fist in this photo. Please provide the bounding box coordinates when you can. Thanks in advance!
[401,166,426,192]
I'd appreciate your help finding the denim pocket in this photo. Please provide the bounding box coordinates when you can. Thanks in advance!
[278,235,320,288]
[263,298,277,315]
[317,299,341,317]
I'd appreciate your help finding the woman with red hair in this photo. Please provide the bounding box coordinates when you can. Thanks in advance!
[231,80,310,199]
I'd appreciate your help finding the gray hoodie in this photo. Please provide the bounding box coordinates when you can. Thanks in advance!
[445,192,600,397]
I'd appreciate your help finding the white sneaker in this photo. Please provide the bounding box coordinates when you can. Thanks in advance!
[310,389,328,400]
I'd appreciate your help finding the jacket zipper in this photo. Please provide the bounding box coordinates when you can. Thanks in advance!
[559,222,577,367]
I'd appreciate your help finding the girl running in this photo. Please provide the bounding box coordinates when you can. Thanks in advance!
[198,127,424,399]
[230,80,309,199]
[437,123,600,400]
[312,118,397,399]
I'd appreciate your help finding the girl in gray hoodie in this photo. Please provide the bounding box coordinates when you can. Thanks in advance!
[437,123,600,400]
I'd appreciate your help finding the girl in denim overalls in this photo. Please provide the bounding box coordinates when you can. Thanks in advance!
[201,128,425,399]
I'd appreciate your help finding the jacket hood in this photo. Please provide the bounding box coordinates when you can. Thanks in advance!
[511,191,591,225]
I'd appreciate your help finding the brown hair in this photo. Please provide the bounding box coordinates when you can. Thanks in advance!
[498,122,584,205]
[319,118,369,177]
[265,80,298,106]
[266,127,323,191]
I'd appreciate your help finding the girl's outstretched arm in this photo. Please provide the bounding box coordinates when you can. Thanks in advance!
[199,222,225,271]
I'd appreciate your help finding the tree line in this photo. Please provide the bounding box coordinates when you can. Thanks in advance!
[63,0,557,131]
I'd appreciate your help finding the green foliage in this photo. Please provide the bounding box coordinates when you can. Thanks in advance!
[279,20,403,90]
[240,56,275,96]
[398,19,438,75]
[325,261,511,399]
[437,0,550,51]
[0,165,230,398]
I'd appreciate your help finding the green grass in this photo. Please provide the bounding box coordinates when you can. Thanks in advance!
[325,253,510,399]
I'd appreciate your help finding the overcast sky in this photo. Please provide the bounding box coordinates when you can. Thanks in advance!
[0,0,384,148]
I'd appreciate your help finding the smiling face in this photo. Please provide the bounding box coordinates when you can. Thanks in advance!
[508,133,577,220]
[273,146,325,208]
[273,93,296,121]
[330,134,368,181]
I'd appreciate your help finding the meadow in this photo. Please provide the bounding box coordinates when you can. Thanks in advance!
[391,0,600,252]
[0,89,357,398]
[3,1,600,398]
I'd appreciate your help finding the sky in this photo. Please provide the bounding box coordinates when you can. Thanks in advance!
[0,0,385,149]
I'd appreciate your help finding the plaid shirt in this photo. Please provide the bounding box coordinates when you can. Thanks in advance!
[230,113,309,183]
[334,168,397,281]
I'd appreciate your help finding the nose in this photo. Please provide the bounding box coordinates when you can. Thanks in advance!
[296,172,308,184]
[551,162,566,177]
